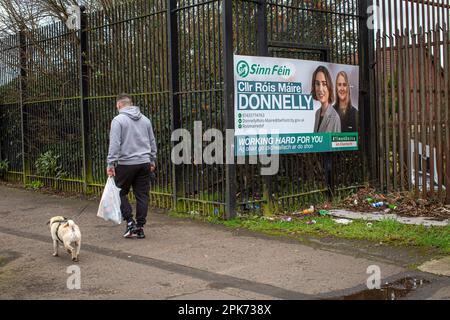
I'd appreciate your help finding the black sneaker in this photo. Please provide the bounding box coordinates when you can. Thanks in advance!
[134,227,145,239]
[123,221,137,238]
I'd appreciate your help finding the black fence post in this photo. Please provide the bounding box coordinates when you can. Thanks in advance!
[256,0,275,214]
[19,30,28,186]
[168,0,182,209]
[358,0,376,185]
[79,6,92,194]
[223,0,236,219]
[257,0,268,55]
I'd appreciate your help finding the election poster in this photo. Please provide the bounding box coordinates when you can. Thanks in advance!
[234,54,359,156]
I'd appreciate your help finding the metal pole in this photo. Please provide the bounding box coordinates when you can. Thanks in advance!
[358,0,376,184]
[19,30,28,186]
[256,0,275,214]
[168,0,182,210]
[223,0,236,219]
[79,6,92,194]
[257,0,268,55]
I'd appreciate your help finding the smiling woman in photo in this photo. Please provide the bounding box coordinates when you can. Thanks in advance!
[310,66,341,133]
[333,71,358,132]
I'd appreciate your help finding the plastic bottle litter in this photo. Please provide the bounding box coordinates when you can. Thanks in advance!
[319,209,329,216]
[214,208,219,216]
[302,205,314,214]
[366,197,374,203]
[388,204,397,210]
[306,220,317,225]
[371,201,384,207]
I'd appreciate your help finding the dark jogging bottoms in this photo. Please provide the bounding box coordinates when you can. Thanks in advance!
[114,163,151,227]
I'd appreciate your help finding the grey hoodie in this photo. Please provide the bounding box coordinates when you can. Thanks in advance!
[107,106,157,167]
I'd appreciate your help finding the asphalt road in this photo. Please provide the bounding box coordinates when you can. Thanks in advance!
[0,184,448,300]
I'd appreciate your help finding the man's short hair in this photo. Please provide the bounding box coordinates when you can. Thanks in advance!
[116,93,133,106]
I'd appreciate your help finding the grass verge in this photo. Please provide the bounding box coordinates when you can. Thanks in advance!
[169,211,450,254]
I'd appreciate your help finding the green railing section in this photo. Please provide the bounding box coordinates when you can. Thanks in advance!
[0,0,369,218]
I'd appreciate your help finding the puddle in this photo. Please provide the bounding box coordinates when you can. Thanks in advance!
[332,277,430,300]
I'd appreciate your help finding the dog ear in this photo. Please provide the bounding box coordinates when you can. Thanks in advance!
[63,222,70,228]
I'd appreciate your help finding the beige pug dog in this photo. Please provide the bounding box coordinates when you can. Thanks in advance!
[47,216,81,262]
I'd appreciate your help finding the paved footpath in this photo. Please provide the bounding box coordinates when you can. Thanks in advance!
[0,185,448,300]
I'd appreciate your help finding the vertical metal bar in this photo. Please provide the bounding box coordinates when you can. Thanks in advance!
[445,21,450,202]
[187,0,193,206]
[397,0,405,191]
[200,1,206,210]
[404,28,412,190]
[79,6,91,193]
[222,0,236,219]
[168,0,181,208]
[257,0,268,55]
[257,0,274,212]
[19,30,28,185]
[419,26,427,197]
[338,0,344,63]
[404,1,412,190]
[382,2,390,191]
[412,30,419,195]
[387,0,397,190]
[343,0,349,64]
[426,27,434,196]
[358,0,374,185]
[434,26,442,197]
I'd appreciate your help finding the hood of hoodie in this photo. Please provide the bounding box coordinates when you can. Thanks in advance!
[119,106,142,121]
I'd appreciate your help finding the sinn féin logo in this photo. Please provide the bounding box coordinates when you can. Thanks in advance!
[237,60,250,78]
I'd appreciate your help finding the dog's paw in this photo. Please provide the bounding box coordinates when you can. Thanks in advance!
[72,257,78,262]
[52,253,59,257]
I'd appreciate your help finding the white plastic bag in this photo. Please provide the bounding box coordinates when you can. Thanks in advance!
[97,177,122,225]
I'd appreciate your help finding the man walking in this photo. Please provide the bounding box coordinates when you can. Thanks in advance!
[107,94,157,239]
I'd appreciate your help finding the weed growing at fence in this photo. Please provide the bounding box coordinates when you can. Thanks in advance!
[0,160,9,178]
[25,180,44,190]
[35,151,67,179]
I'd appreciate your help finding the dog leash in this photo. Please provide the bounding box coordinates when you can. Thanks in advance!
[72,203,90,219]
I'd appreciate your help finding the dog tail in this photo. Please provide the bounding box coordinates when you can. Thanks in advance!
[66,220,76,232]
